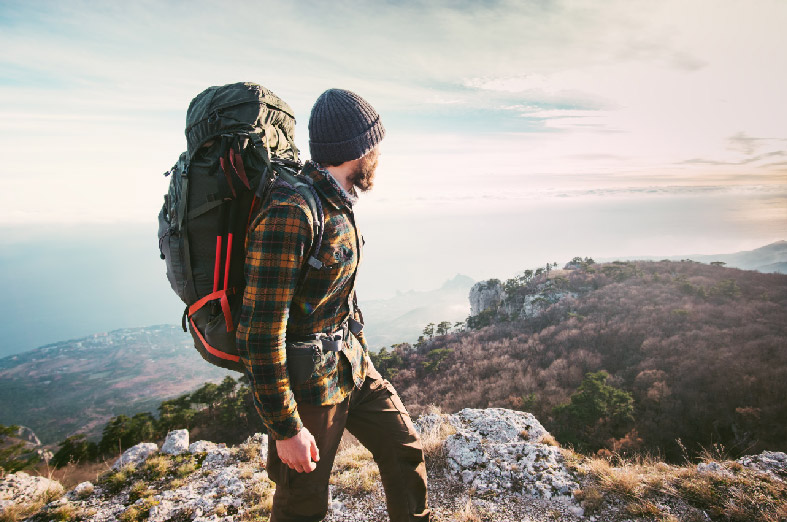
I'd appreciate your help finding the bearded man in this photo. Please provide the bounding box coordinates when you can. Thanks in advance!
[237,88,430,522]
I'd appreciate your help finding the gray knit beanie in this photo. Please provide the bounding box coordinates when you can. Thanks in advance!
[308,89,386,165]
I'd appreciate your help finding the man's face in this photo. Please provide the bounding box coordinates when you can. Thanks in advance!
[349,147,379,192]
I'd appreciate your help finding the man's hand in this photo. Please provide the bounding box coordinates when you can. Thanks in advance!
[276,427,320,473]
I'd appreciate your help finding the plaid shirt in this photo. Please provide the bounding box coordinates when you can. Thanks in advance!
[237,162,368,440]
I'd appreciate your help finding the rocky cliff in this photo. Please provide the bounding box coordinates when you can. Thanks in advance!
[3,408,785,522]
[469,271,578,321]
[469,280,506,316]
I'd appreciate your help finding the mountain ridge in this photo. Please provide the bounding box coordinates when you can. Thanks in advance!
[598,239,787,273]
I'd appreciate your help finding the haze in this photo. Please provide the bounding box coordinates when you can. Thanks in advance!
[1,0,785,356]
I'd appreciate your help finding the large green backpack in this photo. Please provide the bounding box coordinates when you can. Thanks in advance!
[158,82,325,372]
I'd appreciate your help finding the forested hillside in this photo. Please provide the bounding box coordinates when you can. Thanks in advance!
[371,260,787,461]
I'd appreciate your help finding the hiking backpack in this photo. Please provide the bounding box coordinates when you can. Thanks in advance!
[157,82,326,373]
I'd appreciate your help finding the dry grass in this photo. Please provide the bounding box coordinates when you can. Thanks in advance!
[0,479,66,522]
[118,498,158,522]
[238,474,275,521]
[451,498,481,522]
[238,465,255,480]
[128,480,156,503]
[174,455,197,478]
[238,439,264,464]
[539,433,560,447]
[573,485,605,513]
[333,438,374,470]
[330,441,379,495]
[44,503,77,522]
[417,407,457,472]
[37,459,109,490]
[586,457,641,497]
[625,499,663,517]
[98,464,136,495]
[143,454,171,480]
[578,451,787,522]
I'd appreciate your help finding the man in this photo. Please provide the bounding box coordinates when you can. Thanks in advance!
[237,89,430,522]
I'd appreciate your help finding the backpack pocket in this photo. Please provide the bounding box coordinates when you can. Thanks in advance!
[158,202,188,301]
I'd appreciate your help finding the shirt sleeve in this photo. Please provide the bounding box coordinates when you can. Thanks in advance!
[236,201,314,440]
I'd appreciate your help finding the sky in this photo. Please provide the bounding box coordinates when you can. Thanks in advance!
[0,0,786,355]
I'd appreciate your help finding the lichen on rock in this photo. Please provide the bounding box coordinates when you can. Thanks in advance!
[425,408,579,501]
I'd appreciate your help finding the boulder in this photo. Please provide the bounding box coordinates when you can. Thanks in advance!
[162,429,189,455]
[189,440,218,454]
[697,461,733,477]
[738,451,787,480]
[72,481,95,499]
[438,408,578,500]
[0,472,63,513]
[112,442,158,470]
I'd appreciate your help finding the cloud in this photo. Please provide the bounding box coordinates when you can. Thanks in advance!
[680,151,786,167]
[726,132,786,156]
[0,0,786,226]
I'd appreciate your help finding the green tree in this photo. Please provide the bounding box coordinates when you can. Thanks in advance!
[552,371,635,452]
[422,348,453,373]
[157,394,196,433]
[217,376,237,400]
[51,434,98,468]
[192,382,220,418]
[436,321,452,336]
[99,415,133,455]
[128,412,156,444]
[467,309,496,329]
[422,323,435,340]
[369,347,404,381]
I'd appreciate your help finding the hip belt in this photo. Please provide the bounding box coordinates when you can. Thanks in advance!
[288,317,364,353]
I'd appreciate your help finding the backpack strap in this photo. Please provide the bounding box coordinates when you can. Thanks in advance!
[246,133,325,291]
[277,170,325,271]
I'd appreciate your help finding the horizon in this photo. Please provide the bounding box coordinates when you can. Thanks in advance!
[0,236,783,359]
[1,0,785,356]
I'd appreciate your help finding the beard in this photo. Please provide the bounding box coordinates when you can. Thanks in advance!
[348,149,379,192]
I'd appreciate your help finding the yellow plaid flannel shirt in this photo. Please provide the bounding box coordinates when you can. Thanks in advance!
[236,162,368,440]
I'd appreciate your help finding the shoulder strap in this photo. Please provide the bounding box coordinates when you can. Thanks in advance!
[276,169,325,271]
[247,134,325,289]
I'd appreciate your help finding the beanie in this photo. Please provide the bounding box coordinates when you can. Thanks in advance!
[308,89,386,165]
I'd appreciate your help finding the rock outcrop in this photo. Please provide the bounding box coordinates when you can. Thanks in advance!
[3,409,785,522]
[0,472,63,512]
[54,434,270,522]
[418,408,578,501]
[469,275,577,322]
[14,426,41,446]
[737,450,787,480]
[469,280,506,316]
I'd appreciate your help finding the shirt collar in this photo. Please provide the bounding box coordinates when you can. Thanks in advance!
[304,160,358,209]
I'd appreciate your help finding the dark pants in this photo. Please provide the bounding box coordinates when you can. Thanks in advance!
[266,365,430,522]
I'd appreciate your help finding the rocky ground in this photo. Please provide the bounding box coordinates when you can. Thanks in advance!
[1,408,785,522]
